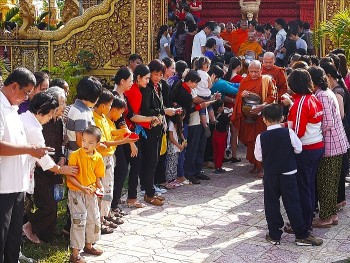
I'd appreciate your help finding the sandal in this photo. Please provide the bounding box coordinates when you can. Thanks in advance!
[70,254,86,263]
[126,199,145,208]
[312,218,332,228]
[144,195,164,206]
[105,215,124,225]
[159,183,175,190]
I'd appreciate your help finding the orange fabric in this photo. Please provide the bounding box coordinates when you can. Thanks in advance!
[220,31,235,50]
[231,29,248,55]
[237,41,263,58]
[262,65,288,102]
[231,75,276,166]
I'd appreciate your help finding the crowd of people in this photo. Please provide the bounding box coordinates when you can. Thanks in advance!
[1,7,350,263]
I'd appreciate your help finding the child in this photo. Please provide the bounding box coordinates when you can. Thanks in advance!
[212,101,230,174]
[204,38,217,60]
[67,126,105,263]
[195,57,215,135]
[93,88,137,233]
[165,109,187,185]
[254,104,323,246]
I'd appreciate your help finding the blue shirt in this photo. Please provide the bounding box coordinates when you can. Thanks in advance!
[211,78,239,98]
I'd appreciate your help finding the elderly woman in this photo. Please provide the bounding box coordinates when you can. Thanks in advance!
[20,90,77,243]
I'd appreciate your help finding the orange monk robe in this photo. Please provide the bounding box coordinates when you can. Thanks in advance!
[220,30,235,50]
[237,40,263,58]
[231,75,276,169]
[262,65,288,102]
[231,29,248,55]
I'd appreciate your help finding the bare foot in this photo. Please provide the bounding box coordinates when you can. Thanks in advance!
[23,222,40,243]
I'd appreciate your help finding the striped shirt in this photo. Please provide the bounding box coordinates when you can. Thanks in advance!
[66,99,94,151]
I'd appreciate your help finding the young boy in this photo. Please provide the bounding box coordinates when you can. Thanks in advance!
[93,89,137,232]
[212,100,230,174]
[67,126,105,263]
[254,104,323,246]
[204,38,217,60]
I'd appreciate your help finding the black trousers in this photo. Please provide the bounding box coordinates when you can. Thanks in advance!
[0,192,24,263]
[337,151,349,204]
[264,172,308,240]
[154,153,167,185]
[112,142,141,208]
[28,169,58,243]
[139,128,161,197]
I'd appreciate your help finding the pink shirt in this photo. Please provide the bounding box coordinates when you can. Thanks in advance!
[315,88,349,157]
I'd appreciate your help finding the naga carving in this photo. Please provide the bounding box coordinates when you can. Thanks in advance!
[18,0,35,38]
[61,0,80,24]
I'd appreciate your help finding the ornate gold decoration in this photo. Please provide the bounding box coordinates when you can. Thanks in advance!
[18,0,35,38]
[135,0,149,61]
[239,0,261,21]
[61,0,80,24]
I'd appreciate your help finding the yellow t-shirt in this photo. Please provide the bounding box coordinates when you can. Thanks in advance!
[67,148,105,191]
[105,116,128,141]
[93,111,115,156]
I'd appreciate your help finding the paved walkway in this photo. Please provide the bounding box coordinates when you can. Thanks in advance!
[85,150,350,263]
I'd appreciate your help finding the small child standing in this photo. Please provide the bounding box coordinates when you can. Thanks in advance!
[254,104,323,246]
[165,109,187,185]
[67,126,105,263]
[204,38,217,60]
[195,57,216,135]
[212,101,230,174]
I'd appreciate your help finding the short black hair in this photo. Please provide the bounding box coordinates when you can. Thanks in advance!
[83,125,102,142]
[113,66,132,85]
[205,21,216,32]
[262,103,283,123]
[308,66,328,91]
[310,55,320,66]
[212,100,224,113]
[4,67,36,88]
[303,22,310,30]
[188,23,198,33]
[76,76,102,103]
[175,60,188,77]
[148,59,165,73]
[211,55,224,65]
[205,38,216,49]
[34,71,49,88]
[162,57,175,68]
[184,69,201,83]
[223,52,235,65]
[287,68,313,95]
[128,54,143,63]
[50,78,68,89]
[300,55,311,66]
[29,92,58,115]
[208,65,224,79]
[95,88,114,107]
[111,96,126,109]
[275,18,286,29]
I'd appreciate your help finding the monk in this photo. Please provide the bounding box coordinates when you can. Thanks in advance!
[237,31,263,58]
[220,22,235,51]
[262,52,288,102]
[231,60,276,177]
[230,20,249,55]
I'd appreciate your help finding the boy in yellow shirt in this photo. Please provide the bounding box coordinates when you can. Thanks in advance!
[67,125,105,263]
[93,88,137,232]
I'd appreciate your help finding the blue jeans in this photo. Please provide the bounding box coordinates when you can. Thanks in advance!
[184,124,206,177]
[295,148,323,230]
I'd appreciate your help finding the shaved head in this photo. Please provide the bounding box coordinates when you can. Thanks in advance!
[248,60,261,69]
[263,52,275,59]
[263,52,275,69]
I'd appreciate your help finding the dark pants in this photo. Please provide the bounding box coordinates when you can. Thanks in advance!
[28,169,58,243]
[204,125,214,162]
[140,128,161,197]
[177,124,188,178]
[212,130,227,169]
[264,172,308,240]
[112,142,140,208]
[184,124,206,177]
[337,151,349,204]
[0,192,24,263]
[296,148,323,230]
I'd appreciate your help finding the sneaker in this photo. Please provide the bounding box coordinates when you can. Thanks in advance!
[345,176,350,183]
[295,235,323,246]
[214,168,226,174]
[265,233,281,245]
[196,172,210,180]
[154,185,167,194]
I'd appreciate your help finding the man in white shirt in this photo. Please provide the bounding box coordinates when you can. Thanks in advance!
[274,18,287,66]
[191,21,216,61]
[0,68,51,263]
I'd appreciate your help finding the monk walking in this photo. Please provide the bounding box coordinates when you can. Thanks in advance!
[262,52,288,102]
[232,60,276,177]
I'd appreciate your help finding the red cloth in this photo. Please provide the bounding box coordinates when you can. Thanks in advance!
[231,29,248,55]
[212,130,228,169]
[262,65,288,102]
[124,83,150,129]
[190,1,202,18]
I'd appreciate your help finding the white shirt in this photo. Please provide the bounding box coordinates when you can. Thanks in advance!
[296,38,307,52]
[20,111,56,171]
[0,91,30,193]
[254,124,302,175]
[195,69,211,97]
[159,35,170,60]
[189,89,200,126]
[275,29,287,59]
[191,30,207,61]
[168,121,181,153]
